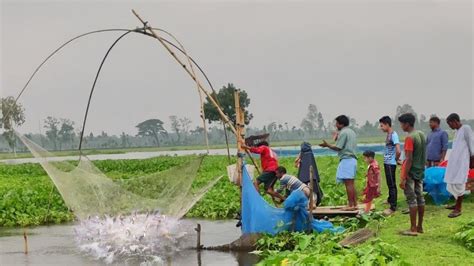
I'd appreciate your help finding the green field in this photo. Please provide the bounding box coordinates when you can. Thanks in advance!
[1,155,473,265]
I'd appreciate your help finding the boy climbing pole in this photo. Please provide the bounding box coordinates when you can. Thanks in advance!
[240,140,282,202]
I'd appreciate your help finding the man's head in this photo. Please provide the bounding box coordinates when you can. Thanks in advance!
[379,116,392,132]
[446,113,462,130]
[275,166,287,179]
[335,115,349,131]
[398,113,416,132]
[362,150,375,164]
[429,116,441,130]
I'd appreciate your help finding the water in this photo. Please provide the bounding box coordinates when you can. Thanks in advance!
[0,219,259,266]
[0,143,388,164]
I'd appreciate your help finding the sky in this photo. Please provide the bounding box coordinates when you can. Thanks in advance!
[1,0,473,135]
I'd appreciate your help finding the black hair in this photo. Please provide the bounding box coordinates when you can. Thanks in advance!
[335,115,350,127]
[363,150,375,158]
[257,141,269,147]
[398,113,416,127]
[379,116,392,127]
[276,166,287,174]
[446,113,460,123]
[429,116,441,124]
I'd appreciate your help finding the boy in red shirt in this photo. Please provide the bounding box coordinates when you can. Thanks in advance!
[362,150,381,213]
[241,140,281,201]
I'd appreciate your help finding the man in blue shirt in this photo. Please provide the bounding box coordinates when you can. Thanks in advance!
[379,116,401,216]
[426,116,449,167]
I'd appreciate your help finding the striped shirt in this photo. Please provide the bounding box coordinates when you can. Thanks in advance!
[280,174,308,192]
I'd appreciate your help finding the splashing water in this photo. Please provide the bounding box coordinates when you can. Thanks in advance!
[74,212,192,264]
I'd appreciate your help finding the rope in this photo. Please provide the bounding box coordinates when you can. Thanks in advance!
[78,30,133,152]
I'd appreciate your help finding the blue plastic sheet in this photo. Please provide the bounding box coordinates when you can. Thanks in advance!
[241,165,342,235]
[424,167,451,205]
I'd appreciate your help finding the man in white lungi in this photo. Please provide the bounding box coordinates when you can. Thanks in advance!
[444,113,474,218]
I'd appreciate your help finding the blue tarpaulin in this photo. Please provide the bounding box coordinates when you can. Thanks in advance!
[424,167,451,205]
[241,164,342,235]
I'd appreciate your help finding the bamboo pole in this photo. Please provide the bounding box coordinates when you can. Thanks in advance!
[235,91,244,213]
[23,228,28,254]
[307,166,315,233]
[131,10,260,172]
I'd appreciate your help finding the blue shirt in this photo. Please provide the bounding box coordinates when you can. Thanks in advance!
[384,131,400,165]
[426,128,449,161]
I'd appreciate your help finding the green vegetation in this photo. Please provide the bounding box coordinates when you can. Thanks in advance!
[2,155,474,265]
[255,231,405,266]
[454,219,474,252]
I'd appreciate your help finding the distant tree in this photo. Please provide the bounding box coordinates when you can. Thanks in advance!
[267,122,278,139]
[349,117,358,129]
[58,119,75,150]
[395,104,418,123]
[301,104,320,137]
[0,97,25,154]
[136,119,167,147]
[317,112,325,133]
[169,116,181,144]
[179,117,192,142]
[203,83,253,127]
[120,132,129,148]
[44,116,60,150]
[190,126,204,136]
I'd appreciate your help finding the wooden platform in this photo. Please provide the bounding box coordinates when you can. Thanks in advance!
[312,204,374,218]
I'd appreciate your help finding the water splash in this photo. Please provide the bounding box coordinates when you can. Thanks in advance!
[74,212,192,264]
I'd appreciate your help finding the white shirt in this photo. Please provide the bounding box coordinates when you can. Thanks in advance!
[445,125,474,184]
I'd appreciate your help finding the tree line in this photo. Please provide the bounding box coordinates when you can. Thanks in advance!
[2,85,474,153]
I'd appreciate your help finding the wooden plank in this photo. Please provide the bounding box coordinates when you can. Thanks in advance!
[312,204,375,218]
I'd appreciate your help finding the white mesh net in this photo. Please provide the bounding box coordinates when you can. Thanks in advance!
[16,132,223,220]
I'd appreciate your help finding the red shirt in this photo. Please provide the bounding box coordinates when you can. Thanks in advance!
[401,136,414,180]
[249,145,279,172]
[366,160,381,188]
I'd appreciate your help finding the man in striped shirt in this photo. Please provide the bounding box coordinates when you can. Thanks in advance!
[275,166,311,200]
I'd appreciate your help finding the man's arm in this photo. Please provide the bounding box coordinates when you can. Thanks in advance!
[266,187,286,202]
[400,151,412,189]
[395,143,401,162]
[440,131,449,162]
[319,139,342,151]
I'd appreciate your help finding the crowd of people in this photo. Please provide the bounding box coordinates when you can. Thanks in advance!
[242,112,474,237]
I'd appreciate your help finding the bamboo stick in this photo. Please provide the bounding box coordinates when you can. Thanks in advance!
[23,228,28,254]
[131,10,260,172]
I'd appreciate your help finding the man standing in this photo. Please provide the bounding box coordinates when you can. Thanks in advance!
[444,113,474,218]
[426,116,449,167]
[398,113,426,236]
[320,115,358,211]
[379,116,401,216]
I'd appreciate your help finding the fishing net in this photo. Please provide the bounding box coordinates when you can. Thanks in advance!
[240,164,343,235]
[16,132,223,220]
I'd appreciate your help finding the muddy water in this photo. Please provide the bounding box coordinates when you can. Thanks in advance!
[0,219,259,266]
